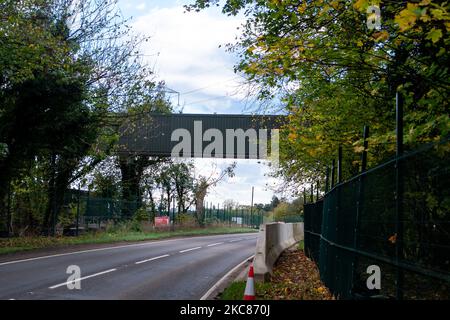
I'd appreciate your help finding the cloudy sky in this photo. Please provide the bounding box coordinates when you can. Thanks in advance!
[117,0,285,206]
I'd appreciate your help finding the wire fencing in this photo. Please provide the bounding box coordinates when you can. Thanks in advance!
[304,138,450,299]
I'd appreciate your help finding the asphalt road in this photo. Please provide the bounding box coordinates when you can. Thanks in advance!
[0,233,257,300]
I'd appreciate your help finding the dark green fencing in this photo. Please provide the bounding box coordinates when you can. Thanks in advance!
[203,206,264,228]
[304,139,450,299]
[304,200,323,263]
[62,191,263,230]
[63,191,138,222]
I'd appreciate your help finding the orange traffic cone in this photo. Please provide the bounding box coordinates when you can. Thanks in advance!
[243,264,255,300]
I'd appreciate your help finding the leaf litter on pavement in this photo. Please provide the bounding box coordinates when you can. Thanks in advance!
[257,247,334,300]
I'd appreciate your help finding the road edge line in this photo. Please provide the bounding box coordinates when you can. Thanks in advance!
[200,254,254,301]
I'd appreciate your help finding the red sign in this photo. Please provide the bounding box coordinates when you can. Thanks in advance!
[155,216,170,227]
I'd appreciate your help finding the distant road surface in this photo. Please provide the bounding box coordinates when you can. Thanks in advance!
[0,233,257,300]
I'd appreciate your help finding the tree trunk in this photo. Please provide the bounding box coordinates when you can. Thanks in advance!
[195,187,208,227]
[119,157,142,219]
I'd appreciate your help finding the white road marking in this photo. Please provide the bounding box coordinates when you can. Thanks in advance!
[0,239,182,267]
[229,238,243,242]
[0,233,257,267]
[200,255,254,300]
[49,268,117,289]
[179,246,202,253]
[135,254,170,265]
[207,242,224,247]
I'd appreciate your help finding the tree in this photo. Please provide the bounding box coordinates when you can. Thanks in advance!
[223,199,239,210]
[0,0,158,235]
[141,159,170,220]
[171,162,195,214]
[186,0,450,190]
[193,163,236,226]
[270,196,280,210]
[90,158,121,199]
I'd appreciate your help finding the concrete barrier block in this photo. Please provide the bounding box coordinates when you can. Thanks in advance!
[253,222,304,282]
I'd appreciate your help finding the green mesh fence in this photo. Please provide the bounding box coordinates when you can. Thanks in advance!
[304,139,450,300]
[304,200,323,263]
[203,207,264,228]
[62,192,264,229]
[63,191,138,222]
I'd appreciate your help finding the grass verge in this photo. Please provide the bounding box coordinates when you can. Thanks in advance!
[0,227,256,255]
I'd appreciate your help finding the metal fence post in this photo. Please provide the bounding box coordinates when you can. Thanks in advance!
[351,125,370,296]
[331,160,335,188]
[76,184,81,236]
[316,181,319,200]
[395,92,404,300]
[338,146,343,184]
[361,126,369,172]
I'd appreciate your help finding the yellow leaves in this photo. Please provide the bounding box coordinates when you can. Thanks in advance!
[430,8,446,20]
[330,0,340,10]
[316,286,326,294]
[395,3,419,32]
[437,47,446,57]
[269,0,283,6]
[297,2,307,14]
[420,13,432,23]
[288,132,298,142]
[354,145,365,153]
[396,1,449,32]
[354,0,379,11]
[274,67,284,75]
[372,30,389,42]
[353,0,369,11]
[426,28,443,43]
[356,40,364,47]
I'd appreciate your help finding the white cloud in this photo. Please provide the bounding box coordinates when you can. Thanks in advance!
[132,5,247,113]
[136,3,146,11]
[126,3,287,206]
[191,158,279,206]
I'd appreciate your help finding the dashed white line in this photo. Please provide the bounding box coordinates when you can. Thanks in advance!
[179,246,202,253]
[0,238,184,267]
[207,242,224,247]
[229,238,243,243]
[49,268,117,289]
[0,233,257,267]
[135,254,170,265]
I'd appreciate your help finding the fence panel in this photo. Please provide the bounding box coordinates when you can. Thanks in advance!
[305,139,450,299]
[304,200,323,263]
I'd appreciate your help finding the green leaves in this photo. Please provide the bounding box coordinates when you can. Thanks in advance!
[426,27,443,43]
